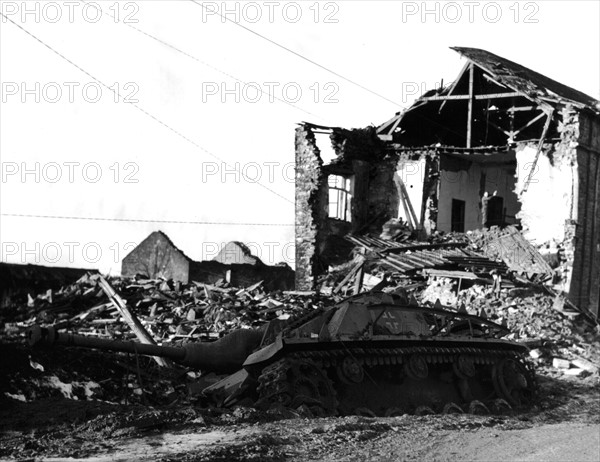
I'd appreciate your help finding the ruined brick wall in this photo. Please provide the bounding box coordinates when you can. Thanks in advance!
[569,111,600,317]
[295,125,325,290]
[423,156,440,234]
[122,232,190,283]
[364,158,399,234]
[189,261,295,291]
[515,107,599,317]
[351,160,370,232]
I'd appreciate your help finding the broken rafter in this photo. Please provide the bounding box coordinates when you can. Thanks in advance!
[467,63,475,148]
[513,111,546,135]
[420,91,522,102]
[96,275,172,368]
[520,108,554,195]
[377,101,429,140]
[397,177,420,230]
[507,106,538,113]
[439,62,470,113]
[333,255,365,294]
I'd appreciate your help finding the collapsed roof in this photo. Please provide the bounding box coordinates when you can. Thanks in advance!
[378,47,600,148]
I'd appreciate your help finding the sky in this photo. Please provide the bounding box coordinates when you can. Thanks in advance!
[1,0,599,274]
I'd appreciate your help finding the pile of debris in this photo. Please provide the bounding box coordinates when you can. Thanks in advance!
[1,225,597,409]
[0,273,332,405]
[455,284,599,377]
[2,273,328,342]
[318,227,599,379]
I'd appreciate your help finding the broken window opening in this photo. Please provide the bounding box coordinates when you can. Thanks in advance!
[485,196,505,228]
[451,199,465,232]
[328,174,353,222]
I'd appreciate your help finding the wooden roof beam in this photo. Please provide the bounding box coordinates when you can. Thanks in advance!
[467,63,475,148]
[419,91,523,102]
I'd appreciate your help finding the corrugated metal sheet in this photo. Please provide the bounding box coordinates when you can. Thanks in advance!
[346,235,508,274]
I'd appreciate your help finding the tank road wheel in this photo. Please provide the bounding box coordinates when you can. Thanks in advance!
[492,358,534,407]
[453,355,476,379]
[336,357,364,384]
[491,398,513,414]
[257,358,338,416]
[415,406,436,416]
[404,355,428,380]
[442,402,464,414]
[468,400,490,415]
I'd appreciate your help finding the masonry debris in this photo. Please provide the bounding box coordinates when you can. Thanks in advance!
[2,271,329,406]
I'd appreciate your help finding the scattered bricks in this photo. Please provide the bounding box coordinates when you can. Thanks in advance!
[529,349,542,359]
[552,358,571,369]
[563,368,586,377]
[572,358,599,373]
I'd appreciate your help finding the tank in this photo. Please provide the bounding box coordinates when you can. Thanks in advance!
[28,291,536,416]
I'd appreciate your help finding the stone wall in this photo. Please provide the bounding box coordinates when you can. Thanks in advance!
[294,124,325,290]
[365,158,399,233]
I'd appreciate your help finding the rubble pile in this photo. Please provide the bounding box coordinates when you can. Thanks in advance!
[2,273,329,341]
[320,229,599,381]
[1,226,597,410]
[456,285,600,376]
[0,273,332,405]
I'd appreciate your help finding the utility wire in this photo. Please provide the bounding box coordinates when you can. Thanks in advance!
[82,1,326,122]
[1,213,293,227]
[1,13,293,205]
[188,1,467,141]
[189,0,403,108]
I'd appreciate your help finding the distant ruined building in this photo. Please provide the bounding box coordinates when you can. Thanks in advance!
[122,231,294,291]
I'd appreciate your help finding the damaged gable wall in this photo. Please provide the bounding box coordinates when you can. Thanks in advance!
[122,231,191,283]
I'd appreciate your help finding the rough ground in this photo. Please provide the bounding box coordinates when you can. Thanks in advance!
[1,359,598,461]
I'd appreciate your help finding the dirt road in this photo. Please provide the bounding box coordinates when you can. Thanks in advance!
[5,414,596,462]
[2,372,599,462]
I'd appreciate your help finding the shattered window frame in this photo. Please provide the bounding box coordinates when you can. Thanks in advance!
[328,174,353,222]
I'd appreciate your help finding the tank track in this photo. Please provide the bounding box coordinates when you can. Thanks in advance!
[254,345,536,416]
[289,345,528,367]
[256,357,338,416]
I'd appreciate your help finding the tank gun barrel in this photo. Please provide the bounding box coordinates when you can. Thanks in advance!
[27,324,265,373]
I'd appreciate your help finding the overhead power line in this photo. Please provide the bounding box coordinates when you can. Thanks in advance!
[189,0,403,108]
[82,0,326,122]
[186,2,471,142]
[2,213,294,227]
[1,13,293,205]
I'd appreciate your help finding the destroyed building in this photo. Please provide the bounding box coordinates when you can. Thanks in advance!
[122,231,294,291]
[295,47,600,318]
[212,241,262,265]
[122,231,191,283]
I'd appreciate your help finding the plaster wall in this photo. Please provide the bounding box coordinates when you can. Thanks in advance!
[437,157,519,232]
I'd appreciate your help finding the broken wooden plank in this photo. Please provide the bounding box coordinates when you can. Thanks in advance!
[353,262,365,294]
[95,275,171,368]
[333,256,365,294]
[521,108,553,194]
